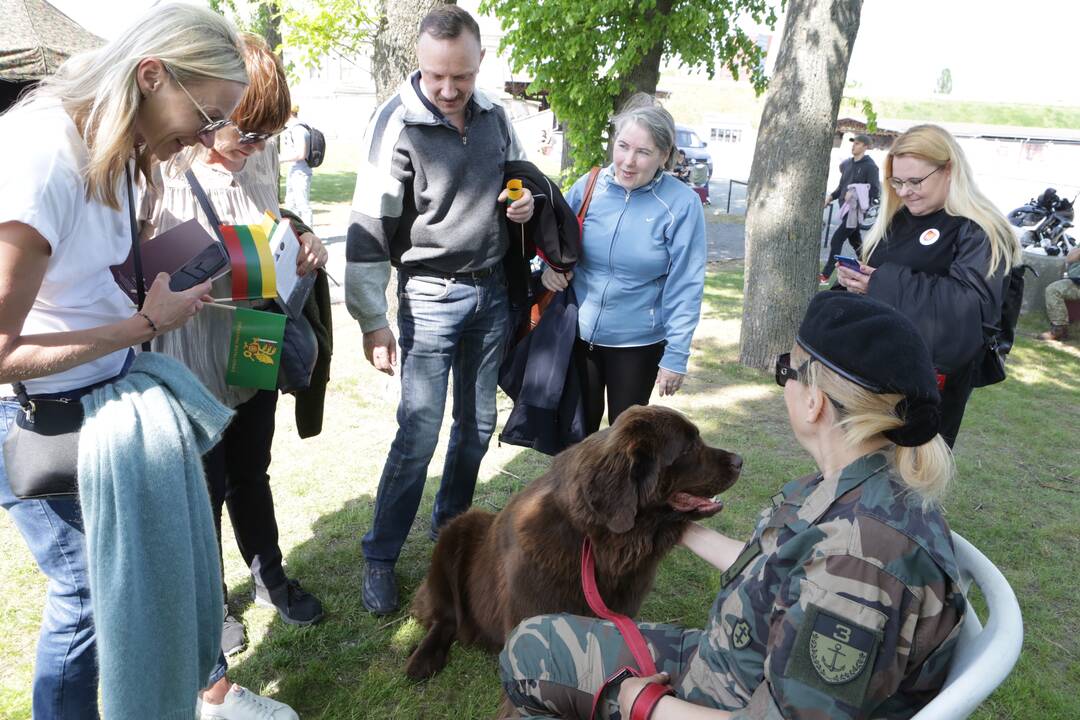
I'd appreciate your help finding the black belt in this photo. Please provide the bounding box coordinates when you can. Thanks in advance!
[402,264,499,281]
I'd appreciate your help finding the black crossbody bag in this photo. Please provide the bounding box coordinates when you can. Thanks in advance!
[4,168,150,499]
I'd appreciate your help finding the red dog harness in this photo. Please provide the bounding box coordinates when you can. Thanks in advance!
[582,537,675,720]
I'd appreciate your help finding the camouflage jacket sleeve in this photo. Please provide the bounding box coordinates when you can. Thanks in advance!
[733,517,963,720]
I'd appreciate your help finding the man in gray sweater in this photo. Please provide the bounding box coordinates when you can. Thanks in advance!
[345,5,533,614]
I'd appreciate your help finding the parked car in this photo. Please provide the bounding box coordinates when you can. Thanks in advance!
[676,124,712,180]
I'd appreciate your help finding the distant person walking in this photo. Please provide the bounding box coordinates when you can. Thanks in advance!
[821,133,880,282]
[281,104,312,225]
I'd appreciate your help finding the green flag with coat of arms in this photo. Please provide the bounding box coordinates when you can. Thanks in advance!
[225,307,286,390]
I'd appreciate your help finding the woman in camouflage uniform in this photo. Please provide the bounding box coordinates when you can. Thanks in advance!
[500,292,966,720]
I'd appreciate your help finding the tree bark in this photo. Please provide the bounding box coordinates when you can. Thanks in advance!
[606,0,672,161]
[255,1,282,54]
[738,0,863,369]
[371,0,452,104]
[614,0,671,108]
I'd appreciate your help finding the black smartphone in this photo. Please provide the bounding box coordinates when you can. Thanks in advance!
[168,243,229,292]
[834,255,865,273]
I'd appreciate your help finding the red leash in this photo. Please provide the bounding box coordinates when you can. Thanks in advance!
[581,537,674,719]
[581,537,658,675]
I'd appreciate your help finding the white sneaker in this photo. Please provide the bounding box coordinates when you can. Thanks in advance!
[199,684,299,720]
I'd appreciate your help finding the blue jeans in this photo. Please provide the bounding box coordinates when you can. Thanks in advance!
[1,398,97,719]
[362,269,509,567]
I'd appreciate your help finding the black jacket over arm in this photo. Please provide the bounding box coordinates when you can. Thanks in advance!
[502,160,580,308]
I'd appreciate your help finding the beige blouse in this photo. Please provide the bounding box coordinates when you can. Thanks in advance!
[143,143,282,408]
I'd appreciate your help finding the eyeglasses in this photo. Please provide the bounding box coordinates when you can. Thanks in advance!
[169,70,232,139]
[775,353,807,387]
[887,165,942,192]
[234,127,283,146]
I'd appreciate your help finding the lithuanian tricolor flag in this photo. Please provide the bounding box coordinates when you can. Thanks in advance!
[220,214,277,300]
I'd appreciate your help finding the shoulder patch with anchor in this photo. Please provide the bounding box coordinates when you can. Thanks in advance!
[786,603,882,707]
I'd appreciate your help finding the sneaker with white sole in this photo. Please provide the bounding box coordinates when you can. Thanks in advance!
[199,684,298,720]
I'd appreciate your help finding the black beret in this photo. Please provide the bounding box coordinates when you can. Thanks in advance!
[796,292,941,447]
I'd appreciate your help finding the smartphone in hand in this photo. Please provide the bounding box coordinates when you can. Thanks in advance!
[834,255,866,274]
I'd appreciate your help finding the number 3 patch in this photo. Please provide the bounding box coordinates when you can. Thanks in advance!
[786,604,882,707]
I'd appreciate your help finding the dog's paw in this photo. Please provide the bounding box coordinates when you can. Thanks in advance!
[404,646,448,680]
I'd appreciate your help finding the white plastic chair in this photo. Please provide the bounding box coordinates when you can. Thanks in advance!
[911,531,1024,720]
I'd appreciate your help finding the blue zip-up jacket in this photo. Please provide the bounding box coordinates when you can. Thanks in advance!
[566,165,706,374]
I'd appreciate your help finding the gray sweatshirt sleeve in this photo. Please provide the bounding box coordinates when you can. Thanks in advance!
[345,98,408,333]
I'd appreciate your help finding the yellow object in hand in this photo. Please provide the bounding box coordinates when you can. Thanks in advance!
[506,179,523,202]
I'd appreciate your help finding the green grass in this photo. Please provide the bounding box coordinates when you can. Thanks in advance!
[659,70,1080,131]
[280,171,357,206]
[873,99,1080,129]
[1,263,1077,718]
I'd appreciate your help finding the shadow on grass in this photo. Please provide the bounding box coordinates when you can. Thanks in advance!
[227,448,549,720]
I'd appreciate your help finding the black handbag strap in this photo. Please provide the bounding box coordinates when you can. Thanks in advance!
[11,164,149,407]
[125,166,152,353]
[184,169,226,243]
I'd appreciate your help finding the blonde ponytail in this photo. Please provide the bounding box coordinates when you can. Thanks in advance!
[799,351,955,505]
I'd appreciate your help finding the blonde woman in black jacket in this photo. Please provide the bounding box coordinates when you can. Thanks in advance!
[837,124,1020,447]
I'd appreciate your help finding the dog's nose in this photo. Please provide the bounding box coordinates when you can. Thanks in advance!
[730,454,743,472]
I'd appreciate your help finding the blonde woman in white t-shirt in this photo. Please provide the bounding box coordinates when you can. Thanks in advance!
[0,6,286,720]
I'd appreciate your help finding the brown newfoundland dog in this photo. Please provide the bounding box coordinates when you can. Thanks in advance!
[404,405,742,679]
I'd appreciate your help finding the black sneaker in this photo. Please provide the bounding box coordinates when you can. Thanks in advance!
[222,605,247,656]
[361,565,399,616]
[253,578,324,626]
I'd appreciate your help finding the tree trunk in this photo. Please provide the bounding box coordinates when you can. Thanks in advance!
[606,0,671,160]
[371,0,452,104]
[255,1,282,54]
[614,0,671,107]
[738,0,862,369]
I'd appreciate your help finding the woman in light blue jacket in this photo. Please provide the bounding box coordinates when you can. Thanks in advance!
[543,95,706,433]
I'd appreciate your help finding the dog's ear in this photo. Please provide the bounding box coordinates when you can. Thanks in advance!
[614,411,666,505]
[626,433,662,506]
[578,440,635,535]
[580,417,664,534]
[581,441,639,534]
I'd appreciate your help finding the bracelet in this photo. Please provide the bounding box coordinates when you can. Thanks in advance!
[629,682,674,720]
[137,311,158,336]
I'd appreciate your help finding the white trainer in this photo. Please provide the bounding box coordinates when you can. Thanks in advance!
[199,684,299,720]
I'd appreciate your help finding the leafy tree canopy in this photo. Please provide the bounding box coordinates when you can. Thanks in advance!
[211,0,376,80]
[479,0,776,179]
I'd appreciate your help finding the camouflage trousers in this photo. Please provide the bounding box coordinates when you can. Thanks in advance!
[1045,278,1080,325]
[498,614,702,720]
